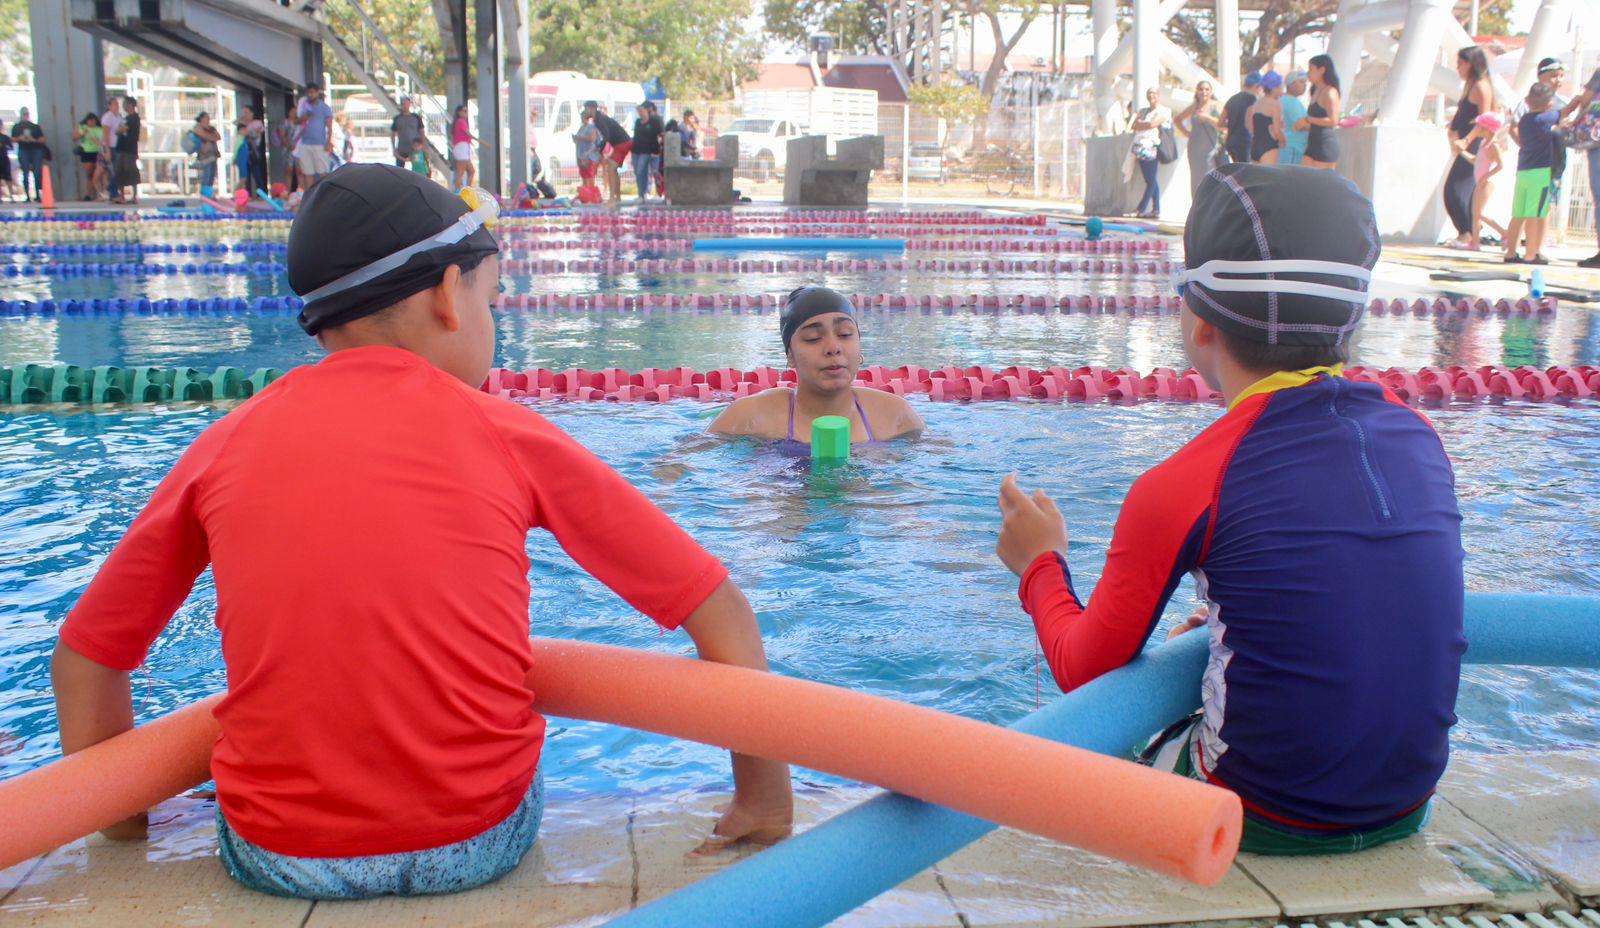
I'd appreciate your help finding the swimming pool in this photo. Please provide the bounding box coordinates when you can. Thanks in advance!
[2,215,1598,809]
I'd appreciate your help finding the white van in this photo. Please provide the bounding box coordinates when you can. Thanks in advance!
[528,71,651,180]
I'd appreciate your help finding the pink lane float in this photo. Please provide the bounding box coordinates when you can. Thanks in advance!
[494,293,1557,318]
[480,363,1598,404]
[497,257,1180,275]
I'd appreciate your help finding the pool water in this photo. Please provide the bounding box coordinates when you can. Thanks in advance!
[3,399,1598,799]
[2,216,1599,805]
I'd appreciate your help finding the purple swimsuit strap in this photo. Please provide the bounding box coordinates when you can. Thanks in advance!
[788,389,877,444]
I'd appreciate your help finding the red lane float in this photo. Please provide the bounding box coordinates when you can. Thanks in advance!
[481,364,1600,405]
[0,640,1241,885]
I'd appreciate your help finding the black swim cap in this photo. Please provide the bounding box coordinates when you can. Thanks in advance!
[1183,163,1380,347]
[780,286,855,352]
[288,164,498,335]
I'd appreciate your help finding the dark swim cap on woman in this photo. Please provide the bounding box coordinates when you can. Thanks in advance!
[288,164,499,335]
[1179,163,1379,347]
[780,286,855,352]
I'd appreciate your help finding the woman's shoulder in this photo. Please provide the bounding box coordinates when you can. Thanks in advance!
[854,386,925,437]
[708,387,790,436]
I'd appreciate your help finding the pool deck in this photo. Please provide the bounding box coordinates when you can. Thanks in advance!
[2,748,1596,927]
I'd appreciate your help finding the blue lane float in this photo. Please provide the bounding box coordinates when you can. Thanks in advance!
[1,297,303,316]
[0,261,286,278]
[691,237,906,253]
[610,592,1600,928]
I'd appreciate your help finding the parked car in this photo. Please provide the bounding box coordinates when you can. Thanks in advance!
[906,143,947,183]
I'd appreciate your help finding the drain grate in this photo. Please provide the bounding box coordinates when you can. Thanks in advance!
[1262,911,1600,928]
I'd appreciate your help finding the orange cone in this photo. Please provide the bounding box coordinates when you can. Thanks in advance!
[40,165,55,210]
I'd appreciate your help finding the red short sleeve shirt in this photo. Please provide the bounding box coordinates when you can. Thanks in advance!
[59,346,728,857]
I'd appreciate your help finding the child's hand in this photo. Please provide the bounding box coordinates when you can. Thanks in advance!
[100,811,149,842]
[996,474,1069,577]
[689,783,793,857]
[1166,604,1209,641]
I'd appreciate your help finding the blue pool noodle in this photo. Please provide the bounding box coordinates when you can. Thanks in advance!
[610,593,1600,928]
[691,238,905,252]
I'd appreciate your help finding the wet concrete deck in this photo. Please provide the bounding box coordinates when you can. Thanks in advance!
[2,748,1596,927]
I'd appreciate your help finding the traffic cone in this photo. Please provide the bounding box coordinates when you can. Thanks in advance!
[40,165,55,210]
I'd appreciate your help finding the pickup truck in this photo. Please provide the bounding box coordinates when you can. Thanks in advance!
[716,117,806,181]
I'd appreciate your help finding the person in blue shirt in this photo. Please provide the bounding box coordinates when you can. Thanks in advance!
[296,83,336,188]
[1505,82,1560,265]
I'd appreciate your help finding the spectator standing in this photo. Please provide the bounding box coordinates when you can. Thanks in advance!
[1511,58,1569,141]
[681,110,701,158]
[1465,112,1507,250]
[1300,54,1344,170]
[1130,88,1170,218]
[236,106,268,199]
[450,102,478,190]
[631,102,664,201]
[572,109,603,194]
[12,107,45,202]
[100,97,123,201]
[1505,82,1560,265]
[584,100,632,205]
[192,112,222,194]
[0,120,15,202]
[1559,64,1600,267]
[1222,73,1262,164]
[390,97,425,168]
[1177,81,1223,196]
[1443,46,1496,247]
[112,97,143,204]
[1249,72,1286,163]
[73,114,104,200]
[1278,71,1310,165]
[297,83,336,188]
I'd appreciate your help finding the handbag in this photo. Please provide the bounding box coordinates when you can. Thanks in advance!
[1157,123,1179,164]
[1569,101,1600,151]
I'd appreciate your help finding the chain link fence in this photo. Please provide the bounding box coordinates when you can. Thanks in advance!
[664,97,1095,204]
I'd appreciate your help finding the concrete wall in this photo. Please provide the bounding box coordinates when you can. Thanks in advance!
[1084,134,1193,221]
[1087,126,1508,245]
[27,0,103,202]
[1334,124,1514,244]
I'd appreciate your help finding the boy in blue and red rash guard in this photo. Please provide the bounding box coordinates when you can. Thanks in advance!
[997,163,1465,855]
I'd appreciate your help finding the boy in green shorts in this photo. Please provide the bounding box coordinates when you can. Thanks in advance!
[1506,82,1560,265]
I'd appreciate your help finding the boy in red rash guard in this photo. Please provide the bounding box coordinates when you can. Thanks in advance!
[51,165,792,898]
[996,163,1465,856]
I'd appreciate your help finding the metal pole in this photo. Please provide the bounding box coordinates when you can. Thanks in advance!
[1092,0,1118,120]
[1133,0,1159,102]
[1032,80,1041,198]
[1468,0,1480,36]
[1215,0,1241,90]
[901,103,910,203]
[1060,101,1069,198]
[474,0,502,193]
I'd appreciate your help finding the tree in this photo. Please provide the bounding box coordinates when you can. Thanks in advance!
[969,0,1044,100]
[763,0,890,55]
[528,0,762,98]
[1163,0,1337,76]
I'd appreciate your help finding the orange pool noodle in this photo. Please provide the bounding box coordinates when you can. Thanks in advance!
[0,641,1240,883]
[526,639,1239,885]
[0,694,222,868]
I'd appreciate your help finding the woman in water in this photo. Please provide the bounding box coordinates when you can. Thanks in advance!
[1298,55,1343,170]
[710,287,924,449]
[1443,46,1496,247]
[1177,81,1223,196]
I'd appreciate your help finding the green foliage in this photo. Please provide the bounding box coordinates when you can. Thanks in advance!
[1474,0,1515,36]
[763,0,887,54]
[529,0,761,97]
[909,83,988,123]
[0,0,27,77]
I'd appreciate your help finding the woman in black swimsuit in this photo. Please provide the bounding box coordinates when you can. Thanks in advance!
[1442,46,1495,246]
[1300,55,1343,169]
[1249,72,1285,162]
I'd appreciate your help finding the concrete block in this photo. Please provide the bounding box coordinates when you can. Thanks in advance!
[784,135,885,207]
[664,132,738,206]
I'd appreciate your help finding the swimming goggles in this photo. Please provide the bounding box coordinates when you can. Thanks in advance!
[1174,259,1371,303]
[301,187,500,305]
